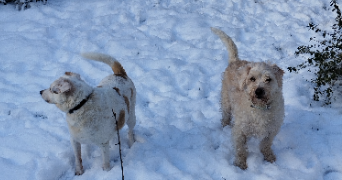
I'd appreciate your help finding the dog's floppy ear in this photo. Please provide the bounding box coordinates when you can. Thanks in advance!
[51,79,72,94]
[272,64,284,88]
[239,64,252,91]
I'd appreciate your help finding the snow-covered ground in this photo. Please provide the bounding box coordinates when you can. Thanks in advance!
[1,0,342,179]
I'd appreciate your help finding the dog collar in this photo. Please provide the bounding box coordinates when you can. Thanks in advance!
[250,104,270,110]
[68,91,93,114]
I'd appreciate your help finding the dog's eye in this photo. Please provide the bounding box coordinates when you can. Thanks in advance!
[250,77,256,82]
[265,78,272,83]
[50,88,58,94]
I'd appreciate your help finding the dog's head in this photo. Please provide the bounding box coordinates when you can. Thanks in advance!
[239,62,284,107]
[40,72,92,112]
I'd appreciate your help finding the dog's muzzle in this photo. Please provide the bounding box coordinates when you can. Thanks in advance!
[40,90,51,103]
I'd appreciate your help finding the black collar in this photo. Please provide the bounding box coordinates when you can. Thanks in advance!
[68,92,93,114]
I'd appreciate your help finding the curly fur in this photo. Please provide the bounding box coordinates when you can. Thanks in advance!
[212,27,284,170]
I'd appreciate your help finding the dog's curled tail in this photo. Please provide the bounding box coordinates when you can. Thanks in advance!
[211,27,239,63]
[81,52,127,78]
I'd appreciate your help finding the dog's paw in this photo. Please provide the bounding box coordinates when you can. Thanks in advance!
[75,169,84,176]
[74,161,84,175]
[234,159,248,170]
[263,153,276,163]
[221,121,229,127]
[262,149,276,163]
[221,117,232,127]
[74,165,84,175]
[102,163,111,171]
[128,140,134,148]
[128,134,135,148]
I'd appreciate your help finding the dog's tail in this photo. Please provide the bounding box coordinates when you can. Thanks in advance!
[211,27,239,63]
[81,52,127,78]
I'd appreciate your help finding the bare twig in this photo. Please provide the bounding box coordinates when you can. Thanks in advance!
[112,109,124,180]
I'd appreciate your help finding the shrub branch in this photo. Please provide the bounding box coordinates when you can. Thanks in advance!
[288,0,342,105]
[112,109,124,180]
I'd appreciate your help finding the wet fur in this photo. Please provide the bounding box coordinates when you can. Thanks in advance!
[40,53,136,175]
[212,27,284,170]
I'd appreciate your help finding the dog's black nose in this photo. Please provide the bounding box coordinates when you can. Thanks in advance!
[40,90,44,95]
[255,88,265,99]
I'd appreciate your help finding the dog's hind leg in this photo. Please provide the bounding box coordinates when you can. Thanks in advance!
[221,80,232,127]
[71,139,84,175]
[127,89,136,148]
[100,141,111,171]
[260,134,276,163]
[127,110,136,148]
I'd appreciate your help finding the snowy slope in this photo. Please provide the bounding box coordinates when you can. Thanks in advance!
[0,0,342,179]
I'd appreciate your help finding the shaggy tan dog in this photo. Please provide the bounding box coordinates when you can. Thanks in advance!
[211,27,284,170]
[40,53,136,175]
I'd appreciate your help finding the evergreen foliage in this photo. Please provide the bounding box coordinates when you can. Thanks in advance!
[288,0,342,105]
[1,0,47,10]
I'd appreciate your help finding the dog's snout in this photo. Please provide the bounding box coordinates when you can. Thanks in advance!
[255,88,265,99]
[40,90,44,95]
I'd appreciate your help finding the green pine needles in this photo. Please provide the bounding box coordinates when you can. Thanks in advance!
[288,0,342,105]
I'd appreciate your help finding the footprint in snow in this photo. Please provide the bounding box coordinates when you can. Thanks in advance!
[323,169,342,180]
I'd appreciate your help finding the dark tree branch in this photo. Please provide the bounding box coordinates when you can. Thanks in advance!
[112,109,124,180]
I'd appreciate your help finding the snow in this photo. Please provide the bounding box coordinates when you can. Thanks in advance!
[1,0,342,179]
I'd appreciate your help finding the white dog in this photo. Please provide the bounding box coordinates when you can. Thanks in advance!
[211,27,284,170]
[40,53,136,175]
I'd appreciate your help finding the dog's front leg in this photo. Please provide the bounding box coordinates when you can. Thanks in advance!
[260,135,276,163]
[101,141,111,171]
[233,133,248,170]
[70,139,84,175]
[221,110,232,127]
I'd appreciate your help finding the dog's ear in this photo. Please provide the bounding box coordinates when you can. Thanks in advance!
[65,72,81,80]
[239,64,252,91]
[272,64,284,88]
[52,79,72,94]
